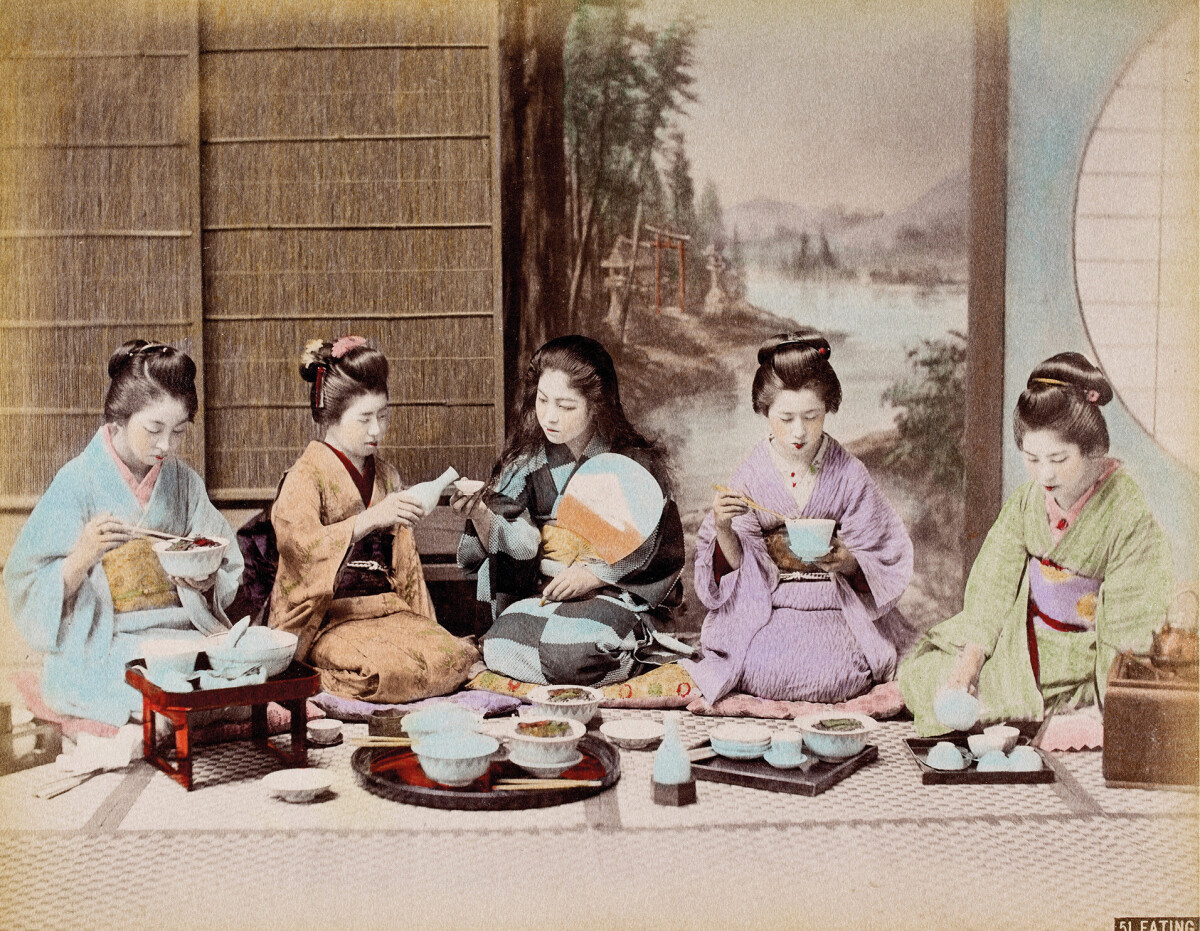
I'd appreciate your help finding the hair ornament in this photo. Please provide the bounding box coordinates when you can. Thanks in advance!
[818,346,828,356]
[301,338,325,371]
[136,341,171,356]
[1086,389,1100,404]
[1031,377,1070,388]
[331,335,367,359]
[313,365,326,409]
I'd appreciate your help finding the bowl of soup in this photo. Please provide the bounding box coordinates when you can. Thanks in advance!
[500,716,586,765]
[153,535,228,580]
[526,684,603,724]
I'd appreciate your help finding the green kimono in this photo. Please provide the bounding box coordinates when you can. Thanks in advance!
[899,469,1172,736]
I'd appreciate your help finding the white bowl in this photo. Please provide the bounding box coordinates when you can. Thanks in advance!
[453,478,486,496]
[508,749,584,779]
[795,712,877,759]
[402,705,484,740]
[712,742,767,761]
[983,724,1020,752]
[599,718,665,750]
[413,732,499,787]
[206,626,297,678]
[307,719,342,745]
[262,768,333,802]
[527,684,603,724]
[153,535,228,580]
[926,741,966,771]
[967,733,1007,757]
[500,716,586,765]
[784,518,836,560]
[141,637,203,680]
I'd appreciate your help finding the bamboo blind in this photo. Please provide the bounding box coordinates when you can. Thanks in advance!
[1,0,503,507]
[199,0,500,499]
[0,0,203,505]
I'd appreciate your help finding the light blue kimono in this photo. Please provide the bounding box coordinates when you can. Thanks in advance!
[4,429,243,725]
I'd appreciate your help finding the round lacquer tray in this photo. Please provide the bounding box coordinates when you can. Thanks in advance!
[351,734,620,810]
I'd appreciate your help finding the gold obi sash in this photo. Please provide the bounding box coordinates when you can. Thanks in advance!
[101,538,180,613]
[540,524,601,566]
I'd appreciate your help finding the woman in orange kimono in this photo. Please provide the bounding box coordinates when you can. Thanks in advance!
[268,337,479,702]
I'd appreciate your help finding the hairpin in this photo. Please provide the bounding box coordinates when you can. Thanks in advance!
[1031,377,1070,388]
[314,365,326,409]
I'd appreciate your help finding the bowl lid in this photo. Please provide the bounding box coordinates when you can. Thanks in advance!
[711,722,773,744]
[413,732,499,760]
[262,768,332,794]
[599,719,665,741]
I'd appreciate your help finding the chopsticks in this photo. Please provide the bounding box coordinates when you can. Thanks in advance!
[349,736,413,748]
[494,778,602,790]
[712,485,794,523]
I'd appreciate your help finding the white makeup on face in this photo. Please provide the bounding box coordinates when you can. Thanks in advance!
[766,387,827,467]
[1020,428,1104,511]
[324,392,390,470]
[110,395,190,477]
[535,369,594,457]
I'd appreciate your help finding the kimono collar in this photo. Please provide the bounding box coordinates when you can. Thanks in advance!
[322,442,376,507]
[100,424,162,509]
[545,431,610,470]
[1044,458,1120,543]
[767,432,829,477]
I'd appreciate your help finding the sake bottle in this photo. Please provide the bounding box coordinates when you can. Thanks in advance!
[403,467,460,513]
[653,711,691,785]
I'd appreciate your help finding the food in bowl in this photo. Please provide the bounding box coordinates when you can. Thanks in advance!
[517,719,573,738]
[153,534,229,580]
[501,715,586,764]
[165,536,222,550]
[526,684,603,724]
[796,711,876,759]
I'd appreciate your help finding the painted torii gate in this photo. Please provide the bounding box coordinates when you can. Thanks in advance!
[642,224,691,315]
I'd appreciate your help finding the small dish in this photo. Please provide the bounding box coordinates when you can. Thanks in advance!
[307,719,342,746]
[599,718,665,750]
[508,749,585,779]
[763,747,809,769]
[711,742,767,761]
[262,768,333,803]
[710,722,773,747]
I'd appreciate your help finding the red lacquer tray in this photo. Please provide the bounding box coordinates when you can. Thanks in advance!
[352,734,620,810]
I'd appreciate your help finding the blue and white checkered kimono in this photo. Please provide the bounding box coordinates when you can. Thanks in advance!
[458,435,684,686]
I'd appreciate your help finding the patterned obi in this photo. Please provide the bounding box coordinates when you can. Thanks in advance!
[335,529,395,599]
[1027,556,1101,633]
[102,538,180,613]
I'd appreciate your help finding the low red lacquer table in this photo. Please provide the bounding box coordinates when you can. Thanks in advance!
[125,660,320,791]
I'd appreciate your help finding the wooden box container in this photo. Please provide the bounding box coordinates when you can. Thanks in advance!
[1103,652,1199,789]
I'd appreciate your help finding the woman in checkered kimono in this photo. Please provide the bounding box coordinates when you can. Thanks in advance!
[454,336,684,686]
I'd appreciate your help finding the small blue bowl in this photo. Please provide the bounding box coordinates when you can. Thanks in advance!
[412,731,499,787]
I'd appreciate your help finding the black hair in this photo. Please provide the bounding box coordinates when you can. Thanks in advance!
[491,335,670,489]
[104,340,198,424]
[299,338,390,427]
[1014,352,1113,456]
[751,328,842,415]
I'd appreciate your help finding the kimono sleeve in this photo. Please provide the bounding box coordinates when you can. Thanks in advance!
[456,456,541,572]
[926,488,1030,658]
[270,461,357,649]
[3,463,91,654]
[834,458,913,613]
[180,464,243,615]
[1094,491,1173,696]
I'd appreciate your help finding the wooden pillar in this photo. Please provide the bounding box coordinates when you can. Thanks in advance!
[963,0,1009,571]
[678,240,685,314]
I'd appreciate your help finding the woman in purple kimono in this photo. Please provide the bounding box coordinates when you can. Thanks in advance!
[680,330,914,704]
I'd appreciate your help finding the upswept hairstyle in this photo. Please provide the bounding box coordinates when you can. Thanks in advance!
[1014,352,1113,456]
[104,339,198,425]
[491,335,669,487]
[751,328,842,415]
[299,336,389,427]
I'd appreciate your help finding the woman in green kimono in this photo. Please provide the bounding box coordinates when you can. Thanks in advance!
[898,353,1173,736]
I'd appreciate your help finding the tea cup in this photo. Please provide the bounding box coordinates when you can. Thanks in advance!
[784,518,836,561]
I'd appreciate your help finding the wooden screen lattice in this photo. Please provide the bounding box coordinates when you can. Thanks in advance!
[0,0,504,508]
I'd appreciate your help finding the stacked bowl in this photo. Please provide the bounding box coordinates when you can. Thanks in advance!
[709,722,773,760]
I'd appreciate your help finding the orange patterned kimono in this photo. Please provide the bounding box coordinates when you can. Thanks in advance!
[269,442,479,702]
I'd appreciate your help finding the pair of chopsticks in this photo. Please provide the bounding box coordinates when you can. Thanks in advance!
[350,736,413,748]
[495,778,602,791]
[116,524,194,544]
[712,485,794,523]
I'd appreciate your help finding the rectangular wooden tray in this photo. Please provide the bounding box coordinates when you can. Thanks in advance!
[691,742,877,796]
[905,736,1056,785]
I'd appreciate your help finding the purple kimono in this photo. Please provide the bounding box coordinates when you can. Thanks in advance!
[681,438,913,703]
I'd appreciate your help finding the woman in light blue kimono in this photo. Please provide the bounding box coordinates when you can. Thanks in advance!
[4,340,242,726]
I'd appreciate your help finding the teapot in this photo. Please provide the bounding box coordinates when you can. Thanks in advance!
[1150,623,1199,669]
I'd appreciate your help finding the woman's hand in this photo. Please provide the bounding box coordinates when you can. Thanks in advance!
[169,572,218,594]
[449,489,488,519]
[354,492,427,540]
[712,490,750,530]
[541,564,606,602]
[814,536,858,576]
[62,514,134,595]
[946,642,987,694]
